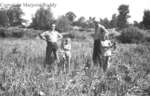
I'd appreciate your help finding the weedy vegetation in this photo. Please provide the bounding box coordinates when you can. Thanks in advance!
[0,31,150,96]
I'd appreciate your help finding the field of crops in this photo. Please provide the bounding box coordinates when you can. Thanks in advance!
[0,37,150,96]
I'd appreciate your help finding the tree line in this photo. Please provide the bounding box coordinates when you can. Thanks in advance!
[0,4,150,32]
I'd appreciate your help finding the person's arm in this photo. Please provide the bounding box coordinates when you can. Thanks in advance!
[57,32,63,40]
[98,24,109,33]
[39,31,48,40]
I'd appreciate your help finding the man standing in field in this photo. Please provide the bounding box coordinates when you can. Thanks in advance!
[40,24,63,68]
[92,22,109,73]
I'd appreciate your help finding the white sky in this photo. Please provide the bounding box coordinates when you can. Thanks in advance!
[1,0,150,23]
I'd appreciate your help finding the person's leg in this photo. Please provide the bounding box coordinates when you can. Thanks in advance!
[92,40,97,67]
[107,56,111,69]
[93,39,102,67]
[66,52,71,74]
[103,56,109,72]
[46,45,52,62]
[51,48,59,74]
[45,44,53,72]
[53,49,57,60]
[53,43,59,60]
[93,39,104,77]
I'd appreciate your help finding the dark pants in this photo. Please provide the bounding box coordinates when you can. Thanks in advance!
[93,39,108,72]
[93,39,103,67]
[45,42,58,68]
[103,56,109,72]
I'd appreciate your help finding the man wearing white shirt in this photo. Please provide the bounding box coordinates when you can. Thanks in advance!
[40,24,63,66]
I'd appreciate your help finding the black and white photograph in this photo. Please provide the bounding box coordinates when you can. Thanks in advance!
[0,0,150,96]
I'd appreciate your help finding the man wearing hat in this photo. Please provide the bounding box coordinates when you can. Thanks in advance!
[40,24,63,67]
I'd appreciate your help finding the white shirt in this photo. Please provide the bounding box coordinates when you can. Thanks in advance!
[104,49,112,56]
[101,40,112,47]
[40,30,63,43]
[63,44,71,51]
[101,40,113,56]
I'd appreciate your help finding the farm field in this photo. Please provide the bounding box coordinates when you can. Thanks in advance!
[0,0,150,95]
[0,36,150,96]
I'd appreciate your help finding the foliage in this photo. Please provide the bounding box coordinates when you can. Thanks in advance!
[73,16,88,28]
[73,17,96,29]
[86,17,95,28]
[7,4,25,26]
[142,10,150,29]
[116,26,144,43]
[0,5,24,27]
[0,38,150,96]
[55,15,72,32]
[110,44,150,96]
[117,4,130,29]
[65,11,76,23]
[110,14,118,28]
[0,27,42,38]
[63,31,92,40]
[0,9,9,27]
[30,7,54,30]
[100,18,111,29]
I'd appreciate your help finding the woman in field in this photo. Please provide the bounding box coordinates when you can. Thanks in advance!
[40,24,63,69]
[92,22,109,72]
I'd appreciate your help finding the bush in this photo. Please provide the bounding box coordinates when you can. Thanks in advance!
[30,7,54,30]
[7,27,25,38]
[63,31,87,40]
[78,28,94,32]
[145,36,150,42]
[0,27,42,38]
[0,27,6,37]
[56,16,72,32]
[117,26,144,43]
[142,30,150,42]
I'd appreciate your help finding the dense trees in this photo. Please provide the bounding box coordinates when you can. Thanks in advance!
[7,5,24,26]
[30,7,54,30]
[0,5,24,27]
[0,9,9,26]
[117,4,130,29]
[55,15,72,32]
[100,18,111,29]
[73,16,87,28]
[65,11,76,23]
[0,3,149,31]
[98,4,130,30]
[142,10,150,29]
[110,14,118,28]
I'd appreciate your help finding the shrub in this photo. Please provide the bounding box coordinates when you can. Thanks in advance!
[63,31,87,40]
[0,27,6,37]
[30,7,54,30]
[56,16,72,32]
[145,36,150,42]
[78,28,94,32]
[142,30,150,42]
[0,27,42,38]
[8,27,25,38]
[117,26,144,43]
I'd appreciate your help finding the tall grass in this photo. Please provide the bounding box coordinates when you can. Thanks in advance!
[0,38,150,96]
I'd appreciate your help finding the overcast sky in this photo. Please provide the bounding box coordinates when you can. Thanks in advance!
[1,0,150,23]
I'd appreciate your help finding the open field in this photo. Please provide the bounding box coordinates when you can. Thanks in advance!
[0,37,150,96]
